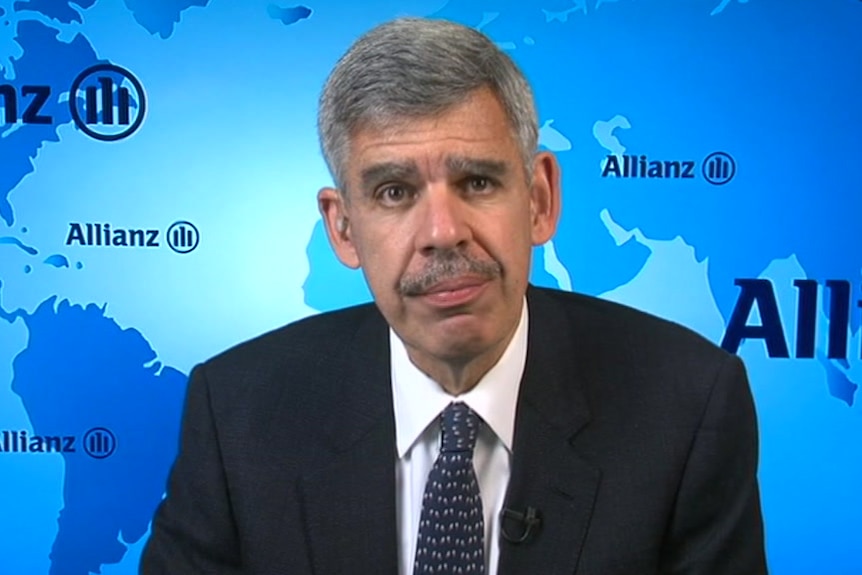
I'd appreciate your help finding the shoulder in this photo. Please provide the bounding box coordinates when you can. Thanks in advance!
[193,302,386,405]
[529,286,730,367]
[526,287,751,440]
[210,302,381,366]
[527,287,741,413]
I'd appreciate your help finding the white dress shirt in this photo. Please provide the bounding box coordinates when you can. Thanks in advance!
[391,300,528,575]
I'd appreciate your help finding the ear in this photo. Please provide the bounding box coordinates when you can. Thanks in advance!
[529,151,562,246]
[318,187,361,269]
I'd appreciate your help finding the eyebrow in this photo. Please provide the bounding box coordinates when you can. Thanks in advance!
[358,156,511,192]
[360,161,421,192]
[445,156,509,179]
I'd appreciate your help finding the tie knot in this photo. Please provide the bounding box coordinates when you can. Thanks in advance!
[439,402,480,453]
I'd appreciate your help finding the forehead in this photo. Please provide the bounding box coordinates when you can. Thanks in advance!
[344,88,521,178]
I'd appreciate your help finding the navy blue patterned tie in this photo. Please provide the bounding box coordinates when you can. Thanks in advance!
[413,401,485,574]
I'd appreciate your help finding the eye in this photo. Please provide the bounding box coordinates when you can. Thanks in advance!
[376,184,414,206]
[465,176,493,194]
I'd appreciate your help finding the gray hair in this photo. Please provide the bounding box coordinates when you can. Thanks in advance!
[318,17,539,192]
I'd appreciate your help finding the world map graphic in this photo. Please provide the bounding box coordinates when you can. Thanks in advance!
[0,1,859,573]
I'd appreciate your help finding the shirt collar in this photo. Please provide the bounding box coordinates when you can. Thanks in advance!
[391,298,528,458]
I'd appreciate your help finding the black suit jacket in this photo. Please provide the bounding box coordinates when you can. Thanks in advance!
[141,287,766,574]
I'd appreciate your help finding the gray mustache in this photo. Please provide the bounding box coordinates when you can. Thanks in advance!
[398,251,502,296]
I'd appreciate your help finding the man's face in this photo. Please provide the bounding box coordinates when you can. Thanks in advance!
[319,88,560,378]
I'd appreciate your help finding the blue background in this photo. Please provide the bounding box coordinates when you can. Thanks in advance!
[0,1,859,573]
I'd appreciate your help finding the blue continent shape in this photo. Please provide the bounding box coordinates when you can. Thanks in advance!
[711,0,750,17]
[437,0,653,297]
[122,0,211,38]
[429,0,861,405]
[43,254,69,268]
[7,297,187,575]
[0,235,38,254]
[0,19,102,226]
[303,220,371,311]
[267,3,312,26]
[433,0,862,329]
[820,356,859,407]
[530,246,562,289]
[12,0,97,24]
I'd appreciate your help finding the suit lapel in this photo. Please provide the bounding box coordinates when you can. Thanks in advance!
[299,308,399,575]
[297,288,602,575]
[498,288,601,575]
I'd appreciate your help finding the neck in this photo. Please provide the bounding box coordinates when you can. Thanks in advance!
[405,323,519,396]
[410,355,497,396]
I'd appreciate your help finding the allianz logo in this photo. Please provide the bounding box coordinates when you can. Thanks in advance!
[0,428,117,459]
[0,429,75,453]
[65,221,199,254]
[602,154,695,179]
[600,152,736,185]
[66,222,159,247]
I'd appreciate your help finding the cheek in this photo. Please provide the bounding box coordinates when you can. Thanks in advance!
[493,230,535,285]
[480,213,533,261]
[353,229,411,285]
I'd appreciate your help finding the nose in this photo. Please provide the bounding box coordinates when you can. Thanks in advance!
[414,184,471,254]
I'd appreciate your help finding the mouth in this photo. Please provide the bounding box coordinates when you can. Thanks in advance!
[415,277,490,308]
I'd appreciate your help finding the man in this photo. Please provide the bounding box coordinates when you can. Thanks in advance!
[142,17,766,575]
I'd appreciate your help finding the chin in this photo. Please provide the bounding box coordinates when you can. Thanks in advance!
[427,328,495,360]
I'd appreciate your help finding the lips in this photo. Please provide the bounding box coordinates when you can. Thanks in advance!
[416,277,490,308]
